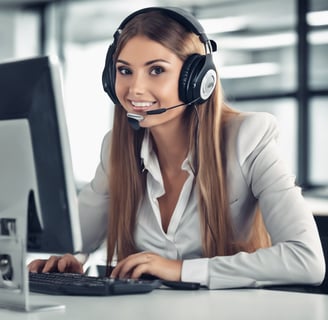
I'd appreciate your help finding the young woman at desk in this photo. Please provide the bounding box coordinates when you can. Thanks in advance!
[29,7,325,289]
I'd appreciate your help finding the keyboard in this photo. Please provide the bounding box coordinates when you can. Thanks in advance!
[29,272,161,296]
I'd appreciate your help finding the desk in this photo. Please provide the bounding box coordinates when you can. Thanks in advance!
[0,288,328,320]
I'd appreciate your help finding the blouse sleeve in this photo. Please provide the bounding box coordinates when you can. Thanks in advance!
[181,113,325,289]
[77,131,111,253]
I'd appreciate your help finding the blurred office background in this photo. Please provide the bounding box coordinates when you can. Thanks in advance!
[0,0,327,195]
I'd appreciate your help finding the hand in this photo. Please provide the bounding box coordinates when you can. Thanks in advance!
[111,252,182,281]
[28,253,83,274]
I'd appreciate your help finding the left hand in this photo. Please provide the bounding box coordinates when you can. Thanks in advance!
[111,252,182,281]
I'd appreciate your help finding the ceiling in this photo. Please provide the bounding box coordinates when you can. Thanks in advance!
[1,0,327,46]
[0,0,53,5]
[0,0,237,7]
[58,0,297,44]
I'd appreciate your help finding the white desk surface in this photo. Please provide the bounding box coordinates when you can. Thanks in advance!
[0,288,328,320]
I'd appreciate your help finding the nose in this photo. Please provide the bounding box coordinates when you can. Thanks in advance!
[128,71,146,96]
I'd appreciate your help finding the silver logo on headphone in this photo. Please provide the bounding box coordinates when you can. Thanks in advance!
[200,69,217,100]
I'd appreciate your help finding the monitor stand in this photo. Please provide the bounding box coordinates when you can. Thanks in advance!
[0,120,64,312]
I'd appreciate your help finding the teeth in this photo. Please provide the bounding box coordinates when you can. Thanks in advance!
[131,101,154,107]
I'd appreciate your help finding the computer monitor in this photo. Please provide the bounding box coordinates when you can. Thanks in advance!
[0,55,82,254]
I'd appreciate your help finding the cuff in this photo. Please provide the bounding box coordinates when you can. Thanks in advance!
[74,252,89,265]
[181,258,209,286]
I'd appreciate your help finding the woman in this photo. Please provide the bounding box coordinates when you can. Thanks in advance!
[29,7,325,289]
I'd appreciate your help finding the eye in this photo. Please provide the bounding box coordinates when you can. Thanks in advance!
[117,66,132,75]
[150,66,164,75]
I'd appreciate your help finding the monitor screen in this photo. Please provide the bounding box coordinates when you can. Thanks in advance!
[0,55,82,254]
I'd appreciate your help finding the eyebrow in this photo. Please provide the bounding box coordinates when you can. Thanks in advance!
[116,59,171,66]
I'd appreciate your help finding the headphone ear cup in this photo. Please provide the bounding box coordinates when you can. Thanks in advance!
[179,53,217,104]
[102,44,119,104]
[179,54,200,103]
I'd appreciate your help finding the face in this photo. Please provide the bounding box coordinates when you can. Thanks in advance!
[115,35,185,129]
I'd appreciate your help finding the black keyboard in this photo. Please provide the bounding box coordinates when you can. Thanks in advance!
[29,272,161,296]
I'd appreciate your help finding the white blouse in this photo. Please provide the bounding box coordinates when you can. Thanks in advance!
[78,112,325,289]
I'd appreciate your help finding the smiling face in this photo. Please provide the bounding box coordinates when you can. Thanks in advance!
[115,35,185,130]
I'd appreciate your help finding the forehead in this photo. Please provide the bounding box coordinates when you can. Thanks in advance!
[117,35,181,63]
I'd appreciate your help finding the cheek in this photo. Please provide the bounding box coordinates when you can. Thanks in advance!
[158,76,181,101]
[162,79,178,92]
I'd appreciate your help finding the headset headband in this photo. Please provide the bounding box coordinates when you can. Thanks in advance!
[114,7,217,53]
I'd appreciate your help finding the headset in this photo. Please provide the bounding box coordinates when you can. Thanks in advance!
[102,7,218,106]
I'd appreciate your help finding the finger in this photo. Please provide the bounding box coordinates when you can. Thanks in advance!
[111,253,139,278]
[67,259,84,274]
[57,255,72,273]
[41,255,61,273]
[28,259,47,273]
[110,258,128,278]
[57,254,83,274]
[118,253,152,279]
[111,254,138,278]
[130,263,151,279]
[110,267,120,278]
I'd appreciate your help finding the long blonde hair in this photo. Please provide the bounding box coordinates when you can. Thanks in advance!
[106,10,269,266]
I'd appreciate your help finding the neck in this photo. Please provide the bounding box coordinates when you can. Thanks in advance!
[150,122,188,172]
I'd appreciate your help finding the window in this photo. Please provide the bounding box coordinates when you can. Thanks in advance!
[308,0,328,187]
[197,0,298,176]
[196,0,328,190]
[310,98,328,185]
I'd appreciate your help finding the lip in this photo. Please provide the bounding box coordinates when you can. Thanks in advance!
[132,106,150,112]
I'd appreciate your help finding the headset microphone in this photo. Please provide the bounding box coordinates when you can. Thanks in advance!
[126,113,144,130]
[126,98,199,130]
[146,99,197,115]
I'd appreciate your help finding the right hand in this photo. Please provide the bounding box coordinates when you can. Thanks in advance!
[28,253,83,274]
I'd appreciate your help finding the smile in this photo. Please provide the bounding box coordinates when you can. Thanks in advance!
[131,101,156,107]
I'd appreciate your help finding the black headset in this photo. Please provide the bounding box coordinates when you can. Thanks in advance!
[102,7,217,106]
